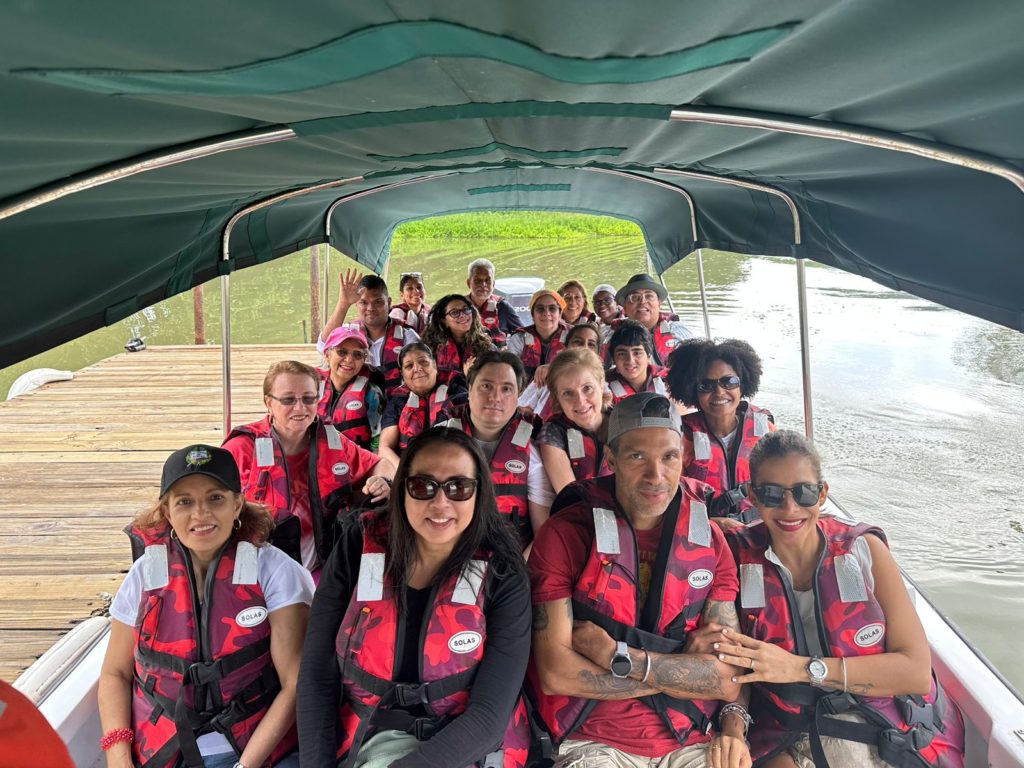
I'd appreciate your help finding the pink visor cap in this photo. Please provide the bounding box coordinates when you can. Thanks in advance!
[323,325,369,351]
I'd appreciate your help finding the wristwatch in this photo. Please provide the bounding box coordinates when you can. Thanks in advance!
[806,656,828,687]
[231,762,247,768]
[610,641,632,678]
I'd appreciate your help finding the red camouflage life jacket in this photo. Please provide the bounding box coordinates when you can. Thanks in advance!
[390,303,430,333]
[316,366,383,450]
[224,417,358,566]
[513,324,567,381]
[333,513,531,767]
[542,413,609,484]
[730,518,964,768]
[123,527,295,768]
[529,475,721,750]
[682,402,775,523]
[472,294,508,346]
[434,337,472,377]
[446,405,538,545]
[397,382,454,452]
[606,364,668,406]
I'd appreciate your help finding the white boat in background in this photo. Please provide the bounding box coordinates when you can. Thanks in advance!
[2,2,1024,765]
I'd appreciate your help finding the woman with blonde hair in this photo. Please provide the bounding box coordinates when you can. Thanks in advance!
[100,445,313,768]
[537,347,613,494]
[223,360,395,576]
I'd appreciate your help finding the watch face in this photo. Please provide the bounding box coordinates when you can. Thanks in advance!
[808,658,828,681]
[611,655,632,677]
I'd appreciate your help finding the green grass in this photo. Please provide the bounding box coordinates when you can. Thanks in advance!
[392,211,642,240]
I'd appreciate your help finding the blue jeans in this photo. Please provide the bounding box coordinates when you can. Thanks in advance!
[203,751,300,768]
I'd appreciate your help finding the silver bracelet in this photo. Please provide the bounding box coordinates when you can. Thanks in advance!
[641,648,652,683]
[718,703,753,736]
[841,656,848,693]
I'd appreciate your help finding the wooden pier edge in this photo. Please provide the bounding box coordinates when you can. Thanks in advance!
[0,344,318,682]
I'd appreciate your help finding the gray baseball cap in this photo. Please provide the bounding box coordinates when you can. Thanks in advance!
[606,392,682,445]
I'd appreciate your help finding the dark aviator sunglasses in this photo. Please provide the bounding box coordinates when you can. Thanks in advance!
[406,475,478,501]
[697,375,741,393]
[748,482,824,507]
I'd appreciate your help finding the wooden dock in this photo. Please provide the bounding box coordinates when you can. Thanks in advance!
[0,344,318,682]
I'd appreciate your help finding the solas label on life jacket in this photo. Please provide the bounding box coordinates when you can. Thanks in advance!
[504,459,526,474]
[854,623,885,647]
[687,569,713,589]
[236,606,268,627]
[448,630,483,654]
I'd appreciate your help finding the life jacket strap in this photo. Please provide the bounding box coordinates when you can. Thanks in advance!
[341,660,478,707]
[570,599,686,652]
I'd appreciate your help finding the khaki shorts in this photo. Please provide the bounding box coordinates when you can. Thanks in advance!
[554,738,709,768]
[781,713,889,768]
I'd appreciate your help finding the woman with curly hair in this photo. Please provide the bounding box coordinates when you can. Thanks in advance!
[557,279,597,325]
[99,445,313,768]
[665,338,776,530]
[421,293,496,378]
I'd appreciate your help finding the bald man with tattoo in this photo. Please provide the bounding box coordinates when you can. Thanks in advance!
[527,393,751,768]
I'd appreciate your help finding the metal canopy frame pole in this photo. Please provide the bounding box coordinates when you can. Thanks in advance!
[652,166,812,435]
[796,260,814,440]
[0,127,296,222]
[218,175,364,435]
[695,250,712,338]
[220,274,232,434]
[669,106,1024,195]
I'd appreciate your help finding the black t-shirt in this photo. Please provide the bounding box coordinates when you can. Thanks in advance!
[297,516,531,768]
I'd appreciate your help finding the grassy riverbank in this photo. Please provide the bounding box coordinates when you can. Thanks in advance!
[392,211,642,240]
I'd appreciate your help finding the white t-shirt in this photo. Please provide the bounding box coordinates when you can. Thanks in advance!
[110,544,315,757]
[767,535,874,658]
[437,421,553,507]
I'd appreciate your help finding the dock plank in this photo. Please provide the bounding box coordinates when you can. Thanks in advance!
[0,344,312,681]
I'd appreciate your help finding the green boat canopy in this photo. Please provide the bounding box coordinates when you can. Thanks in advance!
[1,0,1023,364]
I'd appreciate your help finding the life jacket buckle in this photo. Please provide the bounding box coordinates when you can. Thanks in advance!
[409,716,441,741]
[897,696,935,729]
[184,660,223,685]
[394,682,430,708]
[819,691,857,715]
[878,726,933,758]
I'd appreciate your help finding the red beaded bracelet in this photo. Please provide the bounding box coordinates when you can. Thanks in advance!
[100,727,134,751]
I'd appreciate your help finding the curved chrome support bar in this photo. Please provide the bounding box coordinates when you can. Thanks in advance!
[653,166,802,245]
[0,127,296,222]
[324,172,459,240]
[694,251,711,338]
[218,174,364,435]
[670,106,1024,196]
[653,165,811,432]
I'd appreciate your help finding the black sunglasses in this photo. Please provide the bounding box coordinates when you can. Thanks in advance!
[406,475,478,501]
[697,375,741,393]
[749,482,824,507]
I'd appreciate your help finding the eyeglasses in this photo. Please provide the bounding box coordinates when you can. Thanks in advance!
[593,297,616,308]
[330,348,367,361]
[533,304,561,314]
[626,291,660,305]
[749,482,824,508]
[406,475,478,501]
[446,307,474,319]
[267,394,319,407]
[697,375,741,393]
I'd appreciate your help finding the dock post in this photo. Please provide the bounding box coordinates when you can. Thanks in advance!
[192,285,205,344]
[310,246,322,341]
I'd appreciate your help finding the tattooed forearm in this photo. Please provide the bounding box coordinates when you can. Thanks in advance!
[823,676,874,695]
[576,669,659,700]
[702,598,740,631]
[651,656,726,698]
[532,604,550,631]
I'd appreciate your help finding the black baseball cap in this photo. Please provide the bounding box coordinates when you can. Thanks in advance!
[160,444,241,496]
